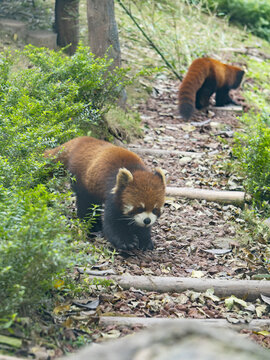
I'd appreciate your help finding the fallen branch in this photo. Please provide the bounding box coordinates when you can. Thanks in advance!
[100,316,270,331]
[87,275,270,301]
[128,147,204,158]
[166,187,249,204]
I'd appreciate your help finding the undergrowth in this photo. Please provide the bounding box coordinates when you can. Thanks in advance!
[0,44,128,317]
[196,0,270,42]
[116,0,242,76]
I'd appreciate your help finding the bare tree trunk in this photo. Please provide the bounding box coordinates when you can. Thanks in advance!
[86,0,121,68]
[55,0,79,55]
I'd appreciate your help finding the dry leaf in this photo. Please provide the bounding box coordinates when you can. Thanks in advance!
[53,304,70,315]
[261,294,270,305]
[191,270,205,278]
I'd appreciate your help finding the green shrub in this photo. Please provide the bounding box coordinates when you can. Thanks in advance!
[0,185,74,315]
[0,44,128,316]
[233,113,270,211]
[194,0,270,42]
[0,44,128,188]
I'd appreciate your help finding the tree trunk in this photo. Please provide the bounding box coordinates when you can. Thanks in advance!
[55,0,79,55]
[86,0,121,68]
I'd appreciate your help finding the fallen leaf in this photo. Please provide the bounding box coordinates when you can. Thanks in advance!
[63,317,73,328]
[53,279,65,289]
[101,329,121,339]
[204,288,220,302]
[176,294,189,305]
[191,270,205,278]
[226,316,241,324]
[72,299,100,310]
[203,248,232,255]
[77,268,116,276]
[53,304,71,315]
[224,295,247,310]
[256,304,267,317]
[261,294,270,305]
[254,330,270,336]
[180,124,196,132]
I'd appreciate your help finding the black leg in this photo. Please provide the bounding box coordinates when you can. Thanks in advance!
[196,80,215,110]
[103,199,139,250]
[135,226,153,250]
[215,88,234,106]
[71,180,102,232]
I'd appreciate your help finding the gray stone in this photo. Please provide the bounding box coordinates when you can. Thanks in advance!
[64,321,270,360]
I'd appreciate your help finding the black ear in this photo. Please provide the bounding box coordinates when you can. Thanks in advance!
[154,168,166,187]
[111,168,133,194]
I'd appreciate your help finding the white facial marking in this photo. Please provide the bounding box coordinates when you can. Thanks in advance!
[134,211,157,227]
[123,204,134,215]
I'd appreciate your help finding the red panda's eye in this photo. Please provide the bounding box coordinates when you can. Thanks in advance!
[152,208,160,217]
[136,206,145,213]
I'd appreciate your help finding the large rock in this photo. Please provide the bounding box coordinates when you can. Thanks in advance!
[64,321,269,360]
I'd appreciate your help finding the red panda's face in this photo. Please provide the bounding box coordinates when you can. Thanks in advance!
[114,168,166,228]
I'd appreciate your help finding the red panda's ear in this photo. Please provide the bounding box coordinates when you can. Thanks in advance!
[154,168,166,187]
[111,168,133,194]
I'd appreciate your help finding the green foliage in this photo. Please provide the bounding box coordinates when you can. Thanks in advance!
[0,44,128,188]
[0,44,127,317]
[233,113,270,211]
[0,185,73,315]
[196,0,270,42]
[242,57,270,120]
[117,0,241,76]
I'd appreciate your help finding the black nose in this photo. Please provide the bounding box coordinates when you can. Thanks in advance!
[144,217,151,225]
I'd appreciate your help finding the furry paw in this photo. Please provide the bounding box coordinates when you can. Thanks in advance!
[109,236,139,251]
[139,239,154,251]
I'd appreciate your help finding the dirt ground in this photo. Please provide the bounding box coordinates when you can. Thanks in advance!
[80,75,270,349]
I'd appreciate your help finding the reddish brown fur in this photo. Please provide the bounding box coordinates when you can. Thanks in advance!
[45,136,166,250]
[45,136,165,211]
[122,170,165,212]
[178,57,244,121]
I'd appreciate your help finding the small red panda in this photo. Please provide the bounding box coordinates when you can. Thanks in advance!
[178,57,245,121]
[45,136,166,251]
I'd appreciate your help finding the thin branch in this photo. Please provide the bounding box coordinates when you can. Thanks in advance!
[116,0,182,81]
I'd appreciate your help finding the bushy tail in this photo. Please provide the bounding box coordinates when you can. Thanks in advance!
[178,102,194,121]
[178,58,210,121]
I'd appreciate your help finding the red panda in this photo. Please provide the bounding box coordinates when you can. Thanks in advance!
[45,136,166,251]
[178,57,245,121]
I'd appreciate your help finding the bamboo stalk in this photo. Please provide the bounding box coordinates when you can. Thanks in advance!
[87,275,270,301]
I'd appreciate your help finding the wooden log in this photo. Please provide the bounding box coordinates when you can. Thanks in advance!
[166,187,248,204]
[214,105,243,112]
[100,316,270,331]
[128,147,204,158]
[87,275,270,301]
